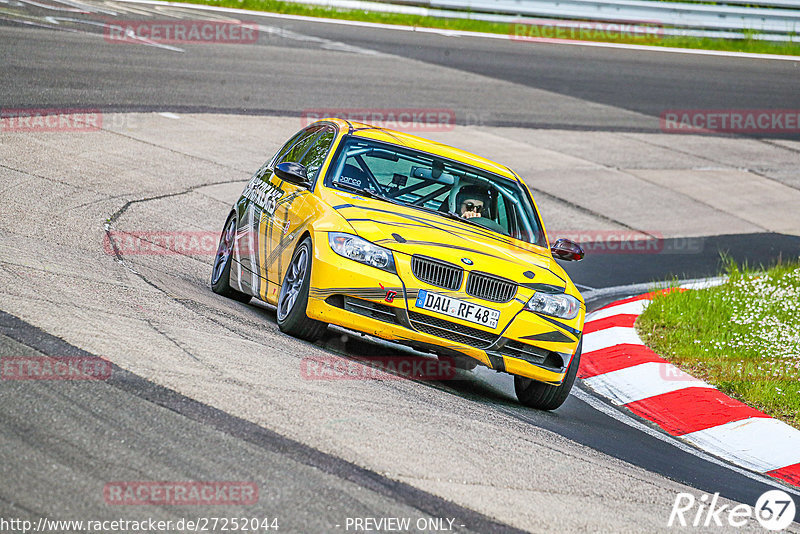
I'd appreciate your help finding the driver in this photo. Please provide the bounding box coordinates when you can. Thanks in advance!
[456,185,491,220]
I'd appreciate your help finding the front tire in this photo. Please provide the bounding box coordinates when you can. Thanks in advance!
[277,237,327,342]
[211,213,252,304]
[514,340,581,411]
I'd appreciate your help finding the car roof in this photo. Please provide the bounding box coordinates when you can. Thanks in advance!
[317,118,520,182]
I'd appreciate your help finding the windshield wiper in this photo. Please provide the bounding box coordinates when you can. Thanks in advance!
[334,182,401,205]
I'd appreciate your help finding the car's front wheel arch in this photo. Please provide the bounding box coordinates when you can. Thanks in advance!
[514,340,582,411]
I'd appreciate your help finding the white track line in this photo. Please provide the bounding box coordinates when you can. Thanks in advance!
[112,0,800,62]
[255,23,382,55]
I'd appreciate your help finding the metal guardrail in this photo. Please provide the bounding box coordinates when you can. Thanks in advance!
[430,0,800,33]
[293,0,800,40]
[714,0,800,7]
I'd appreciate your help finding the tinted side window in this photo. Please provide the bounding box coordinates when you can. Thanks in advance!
[279,126,322,165]
[299,128,336,180]
[270,128,310,167]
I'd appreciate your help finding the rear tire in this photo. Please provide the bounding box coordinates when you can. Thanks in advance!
[277,237,328,342]
[211,213,252,304]
[514,341,581,411]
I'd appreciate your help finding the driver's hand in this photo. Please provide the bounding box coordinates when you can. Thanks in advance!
[462,211,481,219]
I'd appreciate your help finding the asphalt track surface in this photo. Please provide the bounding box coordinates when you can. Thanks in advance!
[1,1,799,133]
[2,1,800,531]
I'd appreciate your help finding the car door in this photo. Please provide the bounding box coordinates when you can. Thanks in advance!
[266,125,337,294]
[232,128,310,298]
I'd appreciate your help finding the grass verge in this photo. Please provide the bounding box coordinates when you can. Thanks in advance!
[637,260,800,430]
[170,0,800,56]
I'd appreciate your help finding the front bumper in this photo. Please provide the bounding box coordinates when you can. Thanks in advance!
[306,232,584,384]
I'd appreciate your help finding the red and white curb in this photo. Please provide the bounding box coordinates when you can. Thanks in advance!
[578,288,800,489]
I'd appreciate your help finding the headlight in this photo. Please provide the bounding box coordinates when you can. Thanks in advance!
[328,232,396,273]
[525,292,580,320]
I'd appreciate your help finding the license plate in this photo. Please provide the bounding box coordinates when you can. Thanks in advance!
[414,289,500,329]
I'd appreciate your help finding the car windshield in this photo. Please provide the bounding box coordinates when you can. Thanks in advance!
[325,136,546,246]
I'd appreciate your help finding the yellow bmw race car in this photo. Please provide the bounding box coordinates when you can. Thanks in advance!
[211,119,586,410]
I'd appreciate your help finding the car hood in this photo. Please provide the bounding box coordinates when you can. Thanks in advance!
[326,191,569,289]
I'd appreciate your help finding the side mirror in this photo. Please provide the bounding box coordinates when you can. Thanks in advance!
[551,238,584,262]
[275,162,311,188]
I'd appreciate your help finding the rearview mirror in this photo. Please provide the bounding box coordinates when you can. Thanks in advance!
[410,166,455,185]
[275,162,311,188]
[551,238,584,262]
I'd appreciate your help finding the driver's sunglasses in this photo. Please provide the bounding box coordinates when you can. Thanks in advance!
[462,201,484,213]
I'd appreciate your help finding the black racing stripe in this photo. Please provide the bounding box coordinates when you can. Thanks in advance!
[310,287,402,293]
[531,314,582,337]
[310,288,402,296]
[254,213,263,297]
[276,190,306,207]
[310,288,405,301]
[341,204,548,255]
[266,204,275,281]
[346,213,443,232]
[267,219,310,268]
[348,216,520,254]
[520,330,576,344]
[346,218,434,230]
[276,203,291,278]
[400,241,506,261]
[342,205,502,241]
[519,282,566,293]
[340,207,565,281]
[485,353,505,372]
